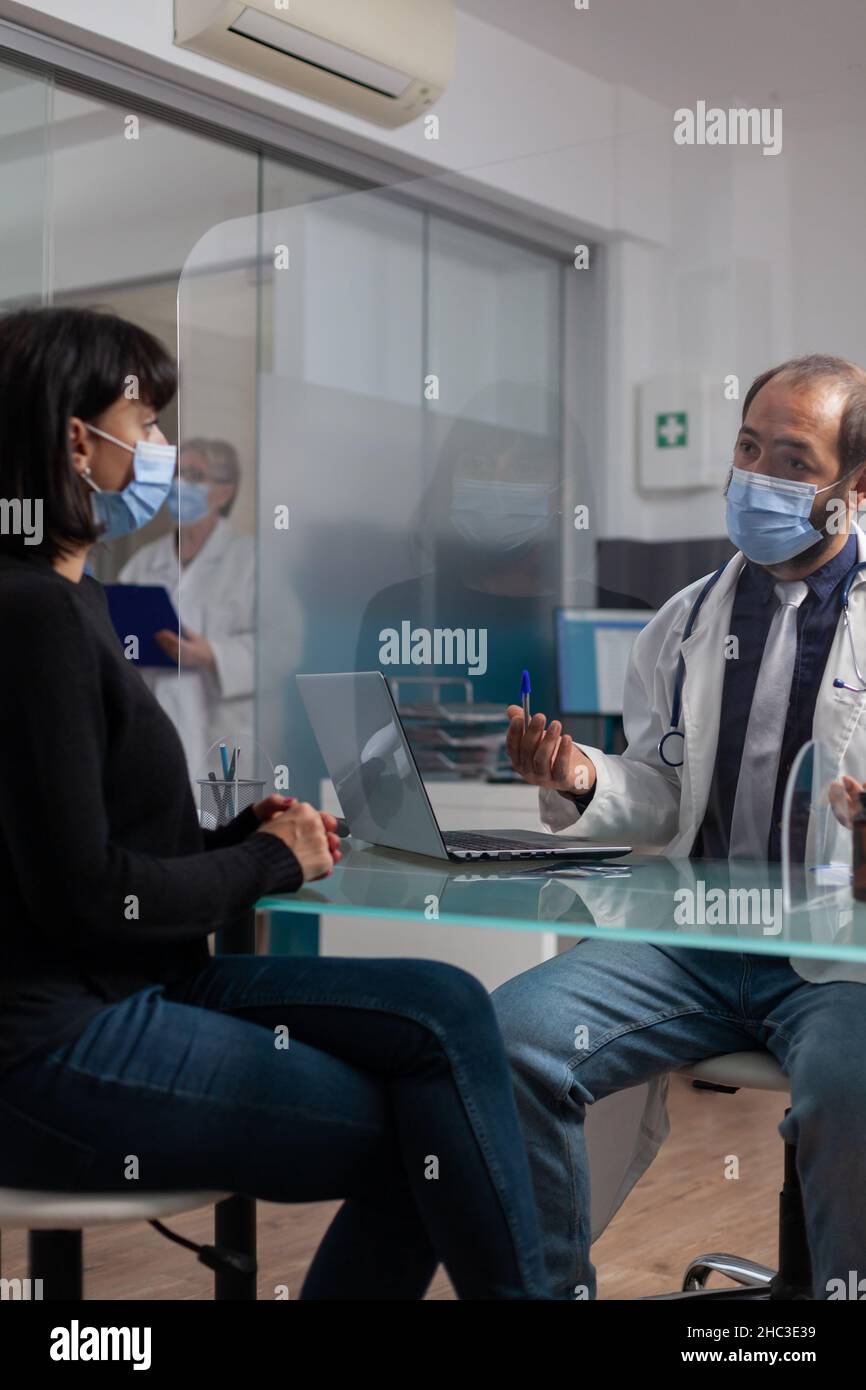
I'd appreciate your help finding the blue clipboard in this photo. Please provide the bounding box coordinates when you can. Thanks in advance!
[103,584,181,668]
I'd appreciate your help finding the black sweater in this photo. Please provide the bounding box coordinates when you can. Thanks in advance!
[0,552,303,1077]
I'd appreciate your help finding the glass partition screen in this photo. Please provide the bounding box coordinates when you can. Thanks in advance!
[178,175,571,802]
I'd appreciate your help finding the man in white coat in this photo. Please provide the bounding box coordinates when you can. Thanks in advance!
[119,438,254,778]
[494,354,866,1300]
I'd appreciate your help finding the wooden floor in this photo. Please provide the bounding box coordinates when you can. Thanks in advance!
[0,1074,788,1300]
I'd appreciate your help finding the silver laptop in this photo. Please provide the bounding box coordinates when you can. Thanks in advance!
[297,671,631,862]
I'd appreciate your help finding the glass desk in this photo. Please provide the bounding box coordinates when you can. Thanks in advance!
[258,843,866,966]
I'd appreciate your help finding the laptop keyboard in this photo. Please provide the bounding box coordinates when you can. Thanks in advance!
[442,831,544,852]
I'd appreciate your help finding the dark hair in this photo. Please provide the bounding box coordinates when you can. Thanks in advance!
[742,354,866,481]
[0,306,177,561]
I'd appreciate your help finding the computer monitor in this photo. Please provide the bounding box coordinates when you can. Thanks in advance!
[555,608,654,716]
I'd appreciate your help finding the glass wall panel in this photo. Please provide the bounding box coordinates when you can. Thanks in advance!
[0,59,51,309]
[0,55,575,802]
[45,87,260,597]
[170,162,361,783]
[259,189,426,801]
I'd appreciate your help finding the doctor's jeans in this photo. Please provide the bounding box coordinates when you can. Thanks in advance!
[0,955,555,1300]
[492,939,866,1300]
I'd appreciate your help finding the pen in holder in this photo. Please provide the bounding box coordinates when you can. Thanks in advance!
[197,776,265,829]
[196,735,276,830]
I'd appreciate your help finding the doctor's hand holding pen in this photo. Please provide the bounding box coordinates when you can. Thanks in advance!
[254,796,342,882]
[505,705,597,795]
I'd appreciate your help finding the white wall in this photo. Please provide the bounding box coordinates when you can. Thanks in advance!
[601,101,866,544]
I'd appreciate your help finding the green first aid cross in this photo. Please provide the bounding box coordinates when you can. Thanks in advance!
[656,411,688,448]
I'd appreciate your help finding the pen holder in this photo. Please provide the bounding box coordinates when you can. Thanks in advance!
[197,778,265,830]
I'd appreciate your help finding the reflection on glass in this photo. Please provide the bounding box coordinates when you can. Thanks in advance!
[357,385,563,722]
[782,740,852,913]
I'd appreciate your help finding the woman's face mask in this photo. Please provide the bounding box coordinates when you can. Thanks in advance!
[82,423,176,541]
[449,477,556,551]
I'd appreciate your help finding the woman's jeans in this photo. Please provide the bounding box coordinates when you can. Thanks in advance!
[0,955,555,1300]
[492,939,866,1301]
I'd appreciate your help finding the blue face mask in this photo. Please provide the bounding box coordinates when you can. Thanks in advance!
[725,465,855,564]
[83,425,176,541]
[167,477,210,526]
[450,477,555,551]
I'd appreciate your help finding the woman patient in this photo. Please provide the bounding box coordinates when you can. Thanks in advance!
[0,306,554,1301]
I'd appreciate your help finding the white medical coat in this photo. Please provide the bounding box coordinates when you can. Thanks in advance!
[537,524,866,1240]
[119,518,255,778]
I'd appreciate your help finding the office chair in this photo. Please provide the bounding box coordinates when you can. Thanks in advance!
[645,1050,813,1300]
[0,911,261,1301]
[0,1187,236,1300]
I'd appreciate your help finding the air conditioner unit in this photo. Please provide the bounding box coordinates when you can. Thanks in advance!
[174,0,456,128]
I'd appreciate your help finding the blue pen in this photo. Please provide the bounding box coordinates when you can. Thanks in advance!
[520,669,531,730]
[219,741,231,780]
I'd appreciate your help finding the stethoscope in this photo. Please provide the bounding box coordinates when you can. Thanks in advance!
[657,558,866,769]
[833,560,866,693]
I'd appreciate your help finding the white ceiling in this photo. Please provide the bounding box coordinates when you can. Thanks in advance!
[458,0,866,111]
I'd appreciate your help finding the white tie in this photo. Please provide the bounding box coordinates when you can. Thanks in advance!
[728,579,810,860]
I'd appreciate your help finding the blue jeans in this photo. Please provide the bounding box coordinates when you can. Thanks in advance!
[0,955,555,1300]
[491,940,866,1300]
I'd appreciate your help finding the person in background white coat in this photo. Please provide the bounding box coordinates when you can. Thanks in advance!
[120,438,254,777]
[494,354,866,1300]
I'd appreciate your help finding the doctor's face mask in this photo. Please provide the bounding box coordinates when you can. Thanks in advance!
[725,369,866,565]
[724,464,861,565]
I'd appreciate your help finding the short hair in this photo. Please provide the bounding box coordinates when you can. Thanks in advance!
[179,437,213,465]
[0,306,177,561]
[742,354,866,481]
